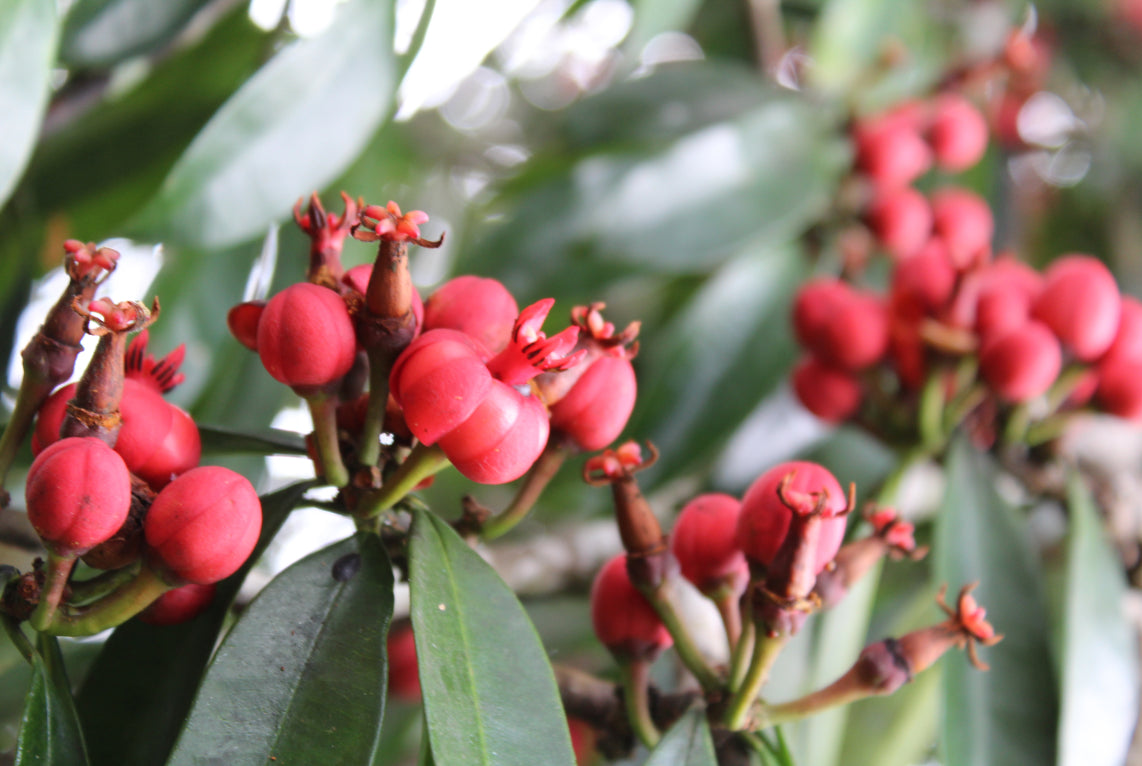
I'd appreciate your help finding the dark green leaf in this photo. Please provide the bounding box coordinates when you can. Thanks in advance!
[131,0,396,249]
[645,708,717,765]
[60,0,213,68]
[16,635,90,766]
[76,480,311,766]
[628,246,807,481]
[166,532,394,765]
[408,510,576,766]
[198,424,307,456]
[0,0,58,211]
[933,437,1057,766]
[1057,474,1137,766]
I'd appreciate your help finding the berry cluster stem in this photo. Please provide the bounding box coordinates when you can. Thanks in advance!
[29,553,78,632]
[481,442,567,540]
[641,579,721,692]
[39,564,171,637]
[305,391,350,487]
[619,658,660,749]
[0,380,53,504]
[723,632,787,730]
[358,442,450,519]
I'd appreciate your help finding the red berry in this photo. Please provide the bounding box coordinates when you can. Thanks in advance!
[227,301,266,352]
[972,257,1043,343]
[1031,255,1122,362]
[735,461,847,571]
[979,321,1062,403]
[1100,296,1142,368]
[549,355,637,451]
[387,621,421,701]
[256,282,357,389]
[1097,357,1142,420]
[437,380,550,484]
[138,583,216,626]
[589,554,672,661]
[792,280,888,371]
[144,466,262,585]
[389,329,494,445]
[889,243,956,321]
[865,186,933,260]
[928,94,989,172]
[423,276,519,358]
[26,437,132,555]
[133,404,202,489]
[670,493,748,594]
[930,187,993,269]
[854,112,933,191]
[791,356,864,423]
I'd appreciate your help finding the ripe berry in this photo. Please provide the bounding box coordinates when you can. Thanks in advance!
[549,355,637,450]
[138,583,216,626]
[791,356,864,423]
[792,279,888,371]
[387,621,421,701]
[423,276,519,357]
[930,187,993,269]
[436,380,550,483]
[1099,296,1142,368]
[889,243,956,321]
[26,437,132,555]
[735,461,848,571]
[928,94,989,172]
[979,321,1062,403]
[1097,357,1142,420]
[590,554,672,661]
[854,111,933,191]
[670,493,748,594]
[256,282,357,390]
[1031,255,1122,362]
[972,258,1043,343]
[144,466,262,585]
[865,186,933,260]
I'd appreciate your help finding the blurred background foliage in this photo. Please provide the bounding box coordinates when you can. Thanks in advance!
[2,0,1142,763]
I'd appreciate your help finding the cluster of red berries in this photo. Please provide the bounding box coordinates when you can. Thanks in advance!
[792,248,1142,430]
[229,197,639,487]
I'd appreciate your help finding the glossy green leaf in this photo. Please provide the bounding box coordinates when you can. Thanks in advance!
[131,0,396,249]
[167,532,395,765]
[60,0,212,67]
[0,0,58,211]
[408,510,576,766]
[76,480,311,766]
[933,437,1057,766]
[462,80,847,279]
[197,424,308,456]
[628,245,807,481]
[625,0,705,55]
[645,708,717,766]
[16,635,89,766]
[1057,473,1138,766]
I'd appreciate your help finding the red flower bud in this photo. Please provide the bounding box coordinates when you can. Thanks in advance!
[256,283,357,390]
[26,437,132,555]
[423,276,519,357]
[928,94,989,172]
[144,466,262,585]
[736,461,848,572]
[437,380,550,484]
[138,583,216,626]
[1031,255,1122,362]
[670,493,748,594]
[549,355,637,450]
[590,553,672,661]
[979,320,1062,403]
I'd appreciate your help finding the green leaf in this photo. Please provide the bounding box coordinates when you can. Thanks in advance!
[933,437,1057,766]
[131,0,396,249]
[645,708,717,766]
[75,480,311,766]
[167,532,395,765]
[1057,474,1138,766]
[60,0,212,67]
[408,510,576,766]
[0,0,58,211]
[628,246,806,481]
[198,424,308,456]
[16,635,90,766]
[624,0,705,54]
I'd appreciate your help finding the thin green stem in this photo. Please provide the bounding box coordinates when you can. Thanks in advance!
[305,391,349,487]
[710,585,743,653]
[644,580,721,692]
[759,670,866,727]
[918,368,947,451]
[41,565,171,637]
[358,443,450,520]
[1,614,34,663]
[0,373,53,503]
[357,349,393,468]
[728,615,756,693]
[481,442,567,540]
[63,563,141,605]
[619,658,660,749]
[724,631,787,730]
[29,552,77,632]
